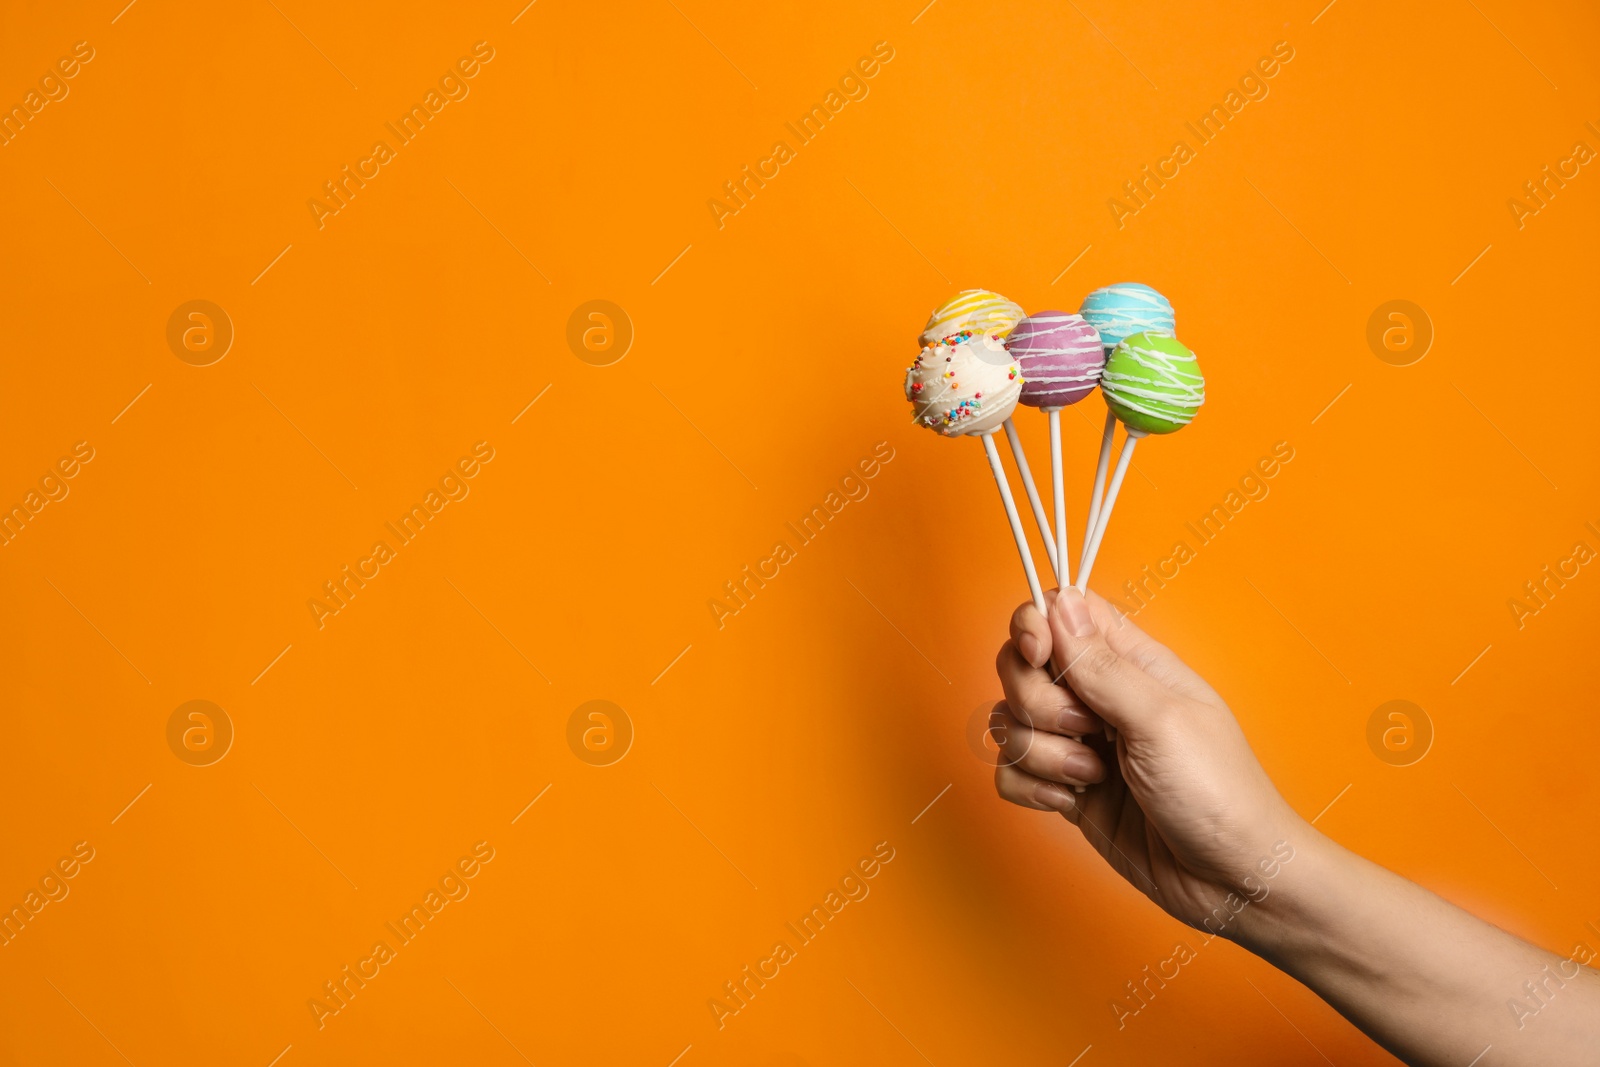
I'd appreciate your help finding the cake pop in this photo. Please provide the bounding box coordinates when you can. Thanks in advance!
[1077,283,1176,575]
[918,289,1024,349]
[1078,282,1175,349]
[918,290,1062,584]
[905,333,1022,436]
[1076,331,1206,592]
[1006,312,1104,587]
[905,332,1046,614]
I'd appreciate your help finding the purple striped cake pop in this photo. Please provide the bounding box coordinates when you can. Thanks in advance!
[1005,311,1104,409]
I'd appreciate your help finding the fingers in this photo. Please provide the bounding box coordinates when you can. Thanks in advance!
[1048,588,1176,733]
[996,640,1103,738]
[991,704,1106,787]
[1008,594,1055,669]
[994,761,1079,819]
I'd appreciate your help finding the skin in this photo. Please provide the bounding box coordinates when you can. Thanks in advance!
[994,587,1600,1065]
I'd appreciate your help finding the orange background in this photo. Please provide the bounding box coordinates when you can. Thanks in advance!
[2,0,1598,1063]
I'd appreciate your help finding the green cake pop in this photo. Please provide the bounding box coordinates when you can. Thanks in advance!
[1076,331,1206,594]
[1100,331,1205,434]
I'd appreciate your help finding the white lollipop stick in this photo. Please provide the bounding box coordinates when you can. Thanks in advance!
[1046,408,1069,589]
[1076,428,1145,593]
[1081,409,1116,574]
[1048,406,1086,776]
[1003,417,1060,585]
[981,431,1047,616]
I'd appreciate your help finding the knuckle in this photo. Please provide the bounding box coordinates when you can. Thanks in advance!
[1005,691,1038,728]
[1086,646,1121,676]
[998,724,1033,768]
[1043,710,1080,740]
[1045,691,1087,730]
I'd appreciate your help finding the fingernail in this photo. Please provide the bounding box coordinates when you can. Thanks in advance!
[1058,587,1095,637]
[1018,632,1043,667]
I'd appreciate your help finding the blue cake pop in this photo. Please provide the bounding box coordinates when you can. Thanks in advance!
[1078,282,1175,351]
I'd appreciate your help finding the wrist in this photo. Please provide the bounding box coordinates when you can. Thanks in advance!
[1212,815,1332,953]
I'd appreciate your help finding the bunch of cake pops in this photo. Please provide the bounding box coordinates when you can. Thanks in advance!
[904,284,1205,613]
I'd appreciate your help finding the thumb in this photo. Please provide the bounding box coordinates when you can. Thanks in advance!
[1048,587,1169,733]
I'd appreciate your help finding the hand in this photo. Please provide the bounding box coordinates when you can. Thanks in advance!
[992,587,1305,935]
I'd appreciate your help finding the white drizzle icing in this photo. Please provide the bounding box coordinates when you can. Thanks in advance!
[1024,371,1101,386]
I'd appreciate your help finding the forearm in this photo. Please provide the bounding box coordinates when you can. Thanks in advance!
[1233,824,1600,1065]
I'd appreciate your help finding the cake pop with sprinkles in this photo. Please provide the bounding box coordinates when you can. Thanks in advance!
[904,333,1022,437]
[903,329,1047,613]
[924,292,1070,581]
[917,289,1066,584]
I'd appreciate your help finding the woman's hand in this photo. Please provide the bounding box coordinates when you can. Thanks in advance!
[992,587,1304,935]
[994,588,1600,1065]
